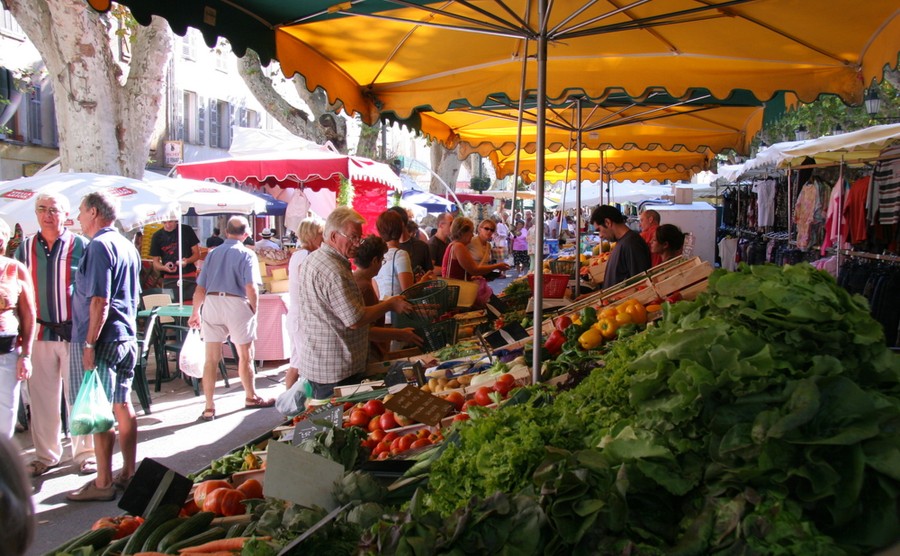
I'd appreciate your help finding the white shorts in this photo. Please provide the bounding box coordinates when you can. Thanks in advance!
[200,295,257,345]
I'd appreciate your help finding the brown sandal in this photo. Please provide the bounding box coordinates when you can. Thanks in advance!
[244,396,275,409]
[198,407,216,421]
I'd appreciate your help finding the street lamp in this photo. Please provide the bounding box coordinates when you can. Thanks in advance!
[865,87,881,117]
[795,125,809,141]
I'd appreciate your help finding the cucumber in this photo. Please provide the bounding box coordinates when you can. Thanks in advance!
[164,526,226,554]
[156,511,215,552]
[121,503,180,555]
[100,535,131,556]
[68,526,117,551]
[242,520,259,537]
[141,516,184,552]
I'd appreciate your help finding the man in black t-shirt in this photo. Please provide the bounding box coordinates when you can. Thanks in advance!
[206,227,224,248]
[589,205,651,289]
[149,220,201,301]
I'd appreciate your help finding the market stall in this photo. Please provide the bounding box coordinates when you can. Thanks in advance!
[48,260,900,555]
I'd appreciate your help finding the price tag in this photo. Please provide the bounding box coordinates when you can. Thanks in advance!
[291,404,343,445]
[383,384,454,427]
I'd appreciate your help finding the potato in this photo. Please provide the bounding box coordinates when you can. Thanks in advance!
[447,378,460,388]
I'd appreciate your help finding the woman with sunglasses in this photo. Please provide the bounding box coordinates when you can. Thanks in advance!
[443,218,510,281]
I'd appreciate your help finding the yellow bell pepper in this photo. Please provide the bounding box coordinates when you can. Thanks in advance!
[599,306,618,320]
[622,301,648,325]
[578,327,604,350]
[615,311,633,325]
[594,317,618,340]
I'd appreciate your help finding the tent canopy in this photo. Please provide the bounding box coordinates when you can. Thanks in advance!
[721,123,900,179]
[104,0,900,123]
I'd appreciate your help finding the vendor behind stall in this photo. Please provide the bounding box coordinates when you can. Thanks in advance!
[590,205,651,288]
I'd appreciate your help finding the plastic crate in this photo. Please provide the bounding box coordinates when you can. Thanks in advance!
[395,280,450,328]
[527,273,569,298]
[420,318,459,353]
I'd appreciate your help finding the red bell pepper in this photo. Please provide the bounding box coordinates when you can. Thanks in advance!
[544,329,566,355]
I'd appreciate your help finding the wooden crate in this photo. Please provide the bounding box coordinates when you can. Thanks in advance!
[679,280,709,301]
[600,277,656,305]
[652,261,713,298]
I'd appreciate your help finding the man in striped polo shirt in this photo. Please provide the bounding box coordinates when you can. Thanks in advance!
[16,192,95,477]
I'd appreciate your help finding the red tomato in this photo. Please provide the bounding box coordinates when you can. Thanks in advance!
[444,391,465,411]
[368,415,382,433]
[348,409,370,428]
[363,399,385,418]
[377,451,391,460]
[410,438,432,449]
[555,315,573,331]
[394,413,415,427]
[474,386,494,406]
[236,479,264,500]
[361,438,377,450]
[493,374,515,396]
[372,441,389,457]
[343,402,354,411]
[452,413,470,422]
[369,428,386,442]
[379,411,398,430]
[383,431,399,443]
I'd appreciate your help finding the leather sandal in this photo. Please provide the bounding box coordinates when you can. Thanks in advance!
[198,407,216,421]
[27,460,58,477]
[244,396,275,409]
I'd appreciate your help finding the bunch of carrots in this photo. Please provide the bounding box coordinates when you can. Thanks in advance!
[134,535,271,556]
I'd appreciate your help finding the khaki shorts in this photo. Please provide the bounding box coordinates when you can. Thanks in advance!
[200,295,257,345]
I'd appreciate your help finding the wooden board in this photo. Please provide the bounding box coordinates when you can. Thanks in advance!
[652,261,713,298]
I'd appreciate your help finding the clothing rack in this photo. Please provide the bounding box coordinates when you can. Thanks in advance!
[840,249,900,264]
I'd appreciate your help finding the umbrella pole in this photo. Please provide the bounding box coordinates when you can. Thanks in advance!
[511,42,529,237]
[574,98,583,296]
[531,0,548,385]
[177,219,184,306]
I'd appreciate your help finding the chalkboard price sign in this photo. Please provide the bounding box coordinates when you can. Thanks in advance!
[292,404,344,445]
[383,385,455,426]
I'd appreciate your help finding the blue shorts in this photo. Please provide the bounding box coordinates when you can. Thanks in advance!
[70,341,138,405]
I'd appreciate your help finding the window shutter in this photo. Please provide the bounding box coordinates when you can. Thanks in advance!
[209,98,219,148]
[174,88,184,141]
[198,96,206,145]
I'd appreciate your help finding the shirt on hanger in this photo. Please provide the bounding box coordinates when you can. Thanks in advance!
[752,178,777,227]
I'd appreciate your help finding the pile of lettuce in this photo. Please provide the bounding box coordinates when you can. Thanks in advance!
[402,264,900,554]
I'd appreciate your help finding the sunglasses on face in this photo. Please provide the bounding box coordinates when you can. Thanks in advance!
[482,227,495,232]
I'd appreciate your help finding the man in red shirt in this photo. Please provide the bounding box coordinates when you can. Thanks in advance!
[639,209,662,267]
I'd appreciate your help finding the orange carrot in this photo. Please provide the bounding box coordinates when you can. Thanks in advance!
[178,536,271,553]
[134,553,171,556]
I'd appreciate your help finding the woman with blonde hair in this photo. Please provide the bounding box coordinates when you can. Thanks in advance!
[443,217,509,280]
[284,217,324,389]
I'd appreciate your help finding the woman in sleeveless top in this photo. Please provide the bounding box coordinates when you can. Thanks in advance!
[442,217,510,280]
[374,210,414,300]
[0,219,36,439]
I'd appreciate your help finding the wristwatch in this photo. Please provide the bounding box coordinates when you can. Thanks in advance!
[85,343,95,349]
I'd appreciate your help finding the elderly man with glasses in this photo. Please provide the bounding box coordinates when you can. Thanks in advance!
[295,207,413,400]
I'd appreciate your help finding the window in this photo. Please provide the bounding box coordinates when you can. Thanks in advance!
[208,99,232,149]
[181,32,196,60]
[0,6,24,40]
[27,86,41,145]
[238,107,259,129]
[183,90,200,144]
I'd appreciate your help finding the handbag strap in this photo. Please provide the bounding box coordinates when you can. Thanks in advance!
[391,249,399,295]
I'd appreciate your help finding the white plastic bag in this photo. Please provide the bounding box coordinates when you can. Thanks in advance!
[179,329,206,378]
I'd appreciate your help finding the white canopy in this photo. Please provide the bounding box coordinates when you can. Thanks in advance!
[723,123,900,179]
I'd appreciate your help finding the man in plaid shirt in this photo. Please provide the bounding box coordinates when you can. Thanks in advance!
[296,207,413,399]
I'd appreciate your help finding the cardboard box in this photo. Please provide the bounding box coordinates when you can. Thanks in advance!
[674,187,693,204]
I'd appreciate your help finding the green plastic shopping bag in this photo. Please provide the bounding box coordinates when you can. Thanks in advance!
[70,369,115,435]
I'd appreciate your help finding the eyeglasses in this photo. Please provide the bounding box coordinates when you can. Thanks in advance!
[481,227,496,232]
[36,207,62,216]
[337,231,362,244]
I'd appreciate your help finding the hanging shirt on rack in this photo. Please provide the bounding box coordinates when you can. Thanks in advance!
[843,176,871,244]
[718,236,739,271]
[794,181,822,251]
[872,144,900,225]
[821,178,848,256]
[752,178,777,227]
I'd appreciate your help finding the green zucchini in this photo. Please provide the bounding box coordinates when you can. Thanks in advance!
[156,511,215,552]
[141,516,184,552]
[164,526,226,554]
[42,529,93,556]
[121,503,180,555]
[100,535,131,556]
[68,526,117,551]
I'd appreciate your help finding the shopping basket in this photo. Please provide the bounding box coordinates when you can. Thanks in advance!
[420,318,459,353]
[527,273,570,299]
[395,280,450,329]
